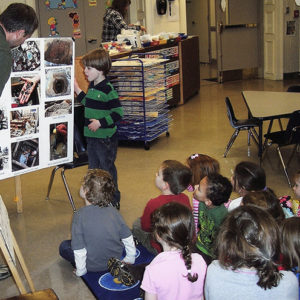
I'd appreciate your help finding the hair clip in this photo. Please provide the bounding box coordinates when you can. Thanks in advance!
[190,153,199,159]
[187,269,192,274]
[263,186,268,191]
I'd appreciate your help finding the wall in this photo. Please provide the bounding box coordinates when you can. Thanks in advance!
[145,0,187,35]
[283,0,300,73]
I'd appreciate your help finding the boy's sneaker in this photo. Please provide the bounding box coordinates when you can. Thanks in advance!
[107,257,136,286]
[0,264,11,280]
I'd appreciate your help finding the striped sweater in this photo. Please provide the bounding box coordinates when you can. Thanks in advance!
[77,79,123,138]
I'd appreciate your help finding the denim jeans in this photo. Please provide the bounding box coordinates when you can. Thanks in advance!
[86,134,120,205]
[59,240,75,267]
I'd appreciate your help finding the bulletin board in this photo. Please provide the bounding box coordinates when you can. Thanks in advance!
[0,37,74,181]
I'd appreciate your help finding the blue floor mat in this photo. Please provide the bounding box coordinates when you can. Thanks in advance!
[82,245,154,300]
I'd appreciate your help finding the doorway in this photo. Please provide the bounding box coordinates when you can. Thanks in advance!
[186,0,217,83]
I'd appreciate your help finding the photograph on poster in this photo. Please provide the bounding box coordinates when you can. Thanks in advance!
[45,67,71,98]
[45,99,72,117]
[50,122,68,160]
[11,74,41,108]
[11,138,39,171]
[11,41,41,72]
[44,38,73,66]
[0,145,9,171]
[0,106,8,130]
[10,108,39,138]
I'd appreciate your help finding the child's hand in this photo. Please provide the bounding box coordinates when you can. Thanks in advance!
[74,78,82,95]
[88,119,101,132]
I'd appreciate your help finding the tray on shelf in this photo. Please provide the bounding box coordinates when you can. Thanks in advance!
[109,55,171,150]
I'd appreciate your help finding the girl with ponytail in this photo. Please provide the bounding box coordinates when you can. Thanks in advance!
[141,202,207,300]
[205,205,298,300]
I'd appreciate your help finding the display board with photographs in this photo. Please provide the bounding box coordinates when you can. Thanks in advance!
[0,37,74,180]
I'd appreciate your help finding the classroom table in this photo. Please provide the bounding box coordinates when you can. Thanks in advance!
[242,91,300,160]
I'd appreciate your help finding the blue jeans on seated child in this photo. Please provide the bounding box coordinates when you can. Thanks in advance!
[59,240,75,267]
[86,134,120,206]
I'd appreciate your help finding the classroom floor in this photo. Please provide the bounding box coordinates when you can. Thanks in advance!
[1,71,299,299]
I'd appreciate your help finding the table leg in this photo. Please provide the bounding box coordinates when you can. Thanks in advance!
[263,119,273,150]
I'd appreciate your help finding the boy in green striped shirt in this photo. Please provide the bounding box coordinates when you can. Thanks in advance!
[74,49,123,208]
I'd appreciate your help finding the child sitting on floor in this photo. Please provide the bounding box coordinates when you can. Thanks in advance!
[280,217,300,299]
[228,161,267,212]
[108,202,207,298]
[205,206,299,300]
[132,160,192,254]
[242,190,285,224]
[59,169,136,276]
[194,173,232,265]
[279,170,300,217]
[186,153,220,232]
[141,202,207,299]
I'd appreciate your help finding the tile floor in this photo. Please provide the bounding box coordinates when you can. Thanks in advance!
[1,73,299,299]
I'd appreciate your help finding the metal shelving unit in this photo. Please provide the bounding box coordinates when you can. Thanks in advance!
[109,56,171,150]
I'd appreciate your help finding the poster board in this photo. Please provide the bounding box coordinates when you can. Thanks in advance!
[0,37,74,181]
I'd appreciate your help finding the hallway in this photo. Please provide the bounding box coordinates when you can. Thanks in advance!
[1,76,299,299]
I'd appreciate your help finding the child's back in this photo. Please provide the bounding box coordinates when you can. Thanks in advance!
[72,204,131,271]
[60,169,135,276]
[141,202,207,300]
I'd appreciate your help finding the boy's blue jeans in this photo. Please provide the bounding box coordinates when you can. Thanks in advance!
[86,134,120,205]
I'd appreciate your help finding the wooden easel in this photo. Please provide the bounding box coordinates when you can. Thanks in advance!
[0,229,35,294]
[0,195,58,299]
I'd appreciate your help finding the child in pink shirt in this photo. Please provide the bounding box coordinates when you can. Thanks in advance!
[141,202,207,300]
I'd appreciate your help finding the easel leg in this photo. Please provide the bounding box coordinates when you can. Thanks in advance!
[0,233,26,294]
[11,231,35,293]
[14,176,22,214]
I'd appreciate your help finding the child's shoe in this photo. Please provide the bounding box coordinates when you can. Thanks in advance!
[107,257,136,286]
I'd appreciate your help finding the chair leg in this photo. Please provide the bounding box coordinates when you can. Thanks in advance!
[45,166,61,200]
[224,130,239,157]
[247,130,251,157]
[61,168,77,212]
[278,119,283,131]
[277,146,292,187]
[250,129,259,146]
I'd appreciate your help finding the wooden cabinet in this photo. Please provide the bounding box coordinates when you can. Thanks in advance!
[179,36,200,104]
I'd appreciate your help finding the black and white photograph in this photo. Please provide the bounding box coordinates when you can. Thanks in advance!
[11,40,41,72]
